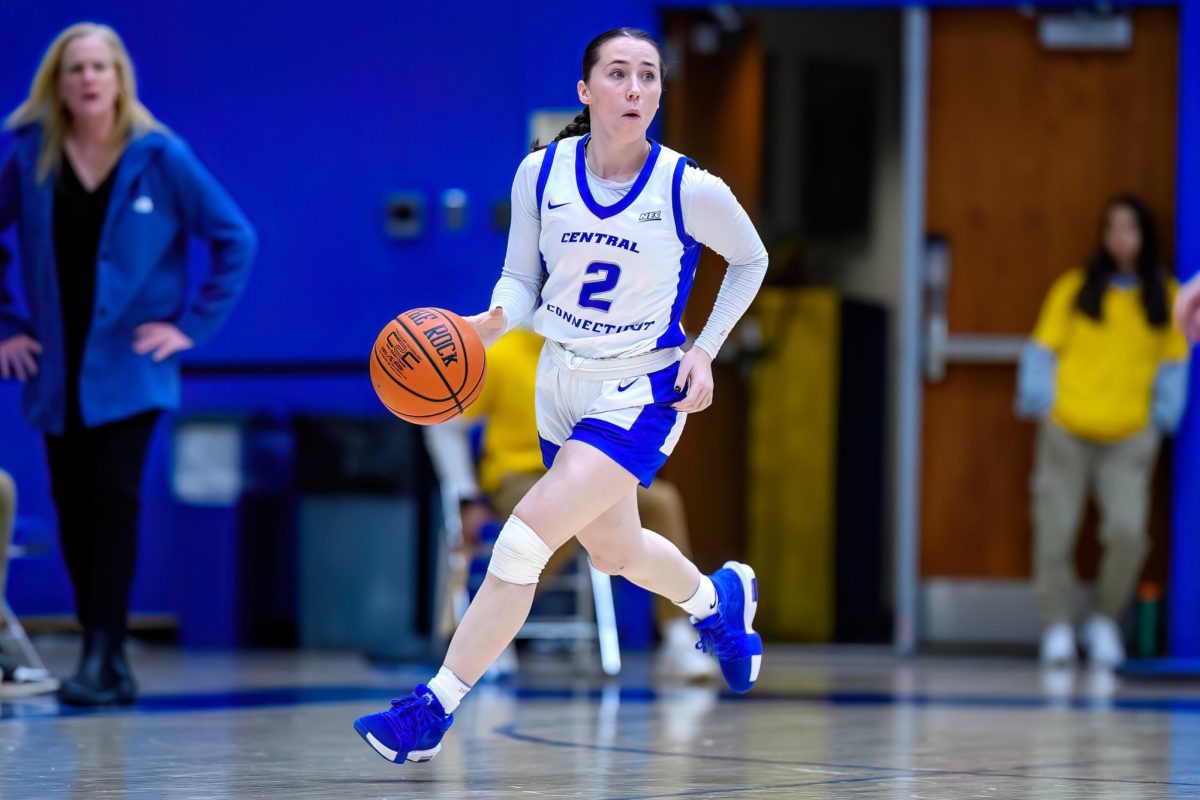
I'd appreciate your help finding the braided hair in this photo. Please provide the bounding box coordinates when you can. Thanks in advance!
[532,27,664,151]
[546,107,592,146]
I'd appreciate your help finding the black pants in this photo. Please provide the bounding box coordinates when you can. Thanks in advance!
[44,410,160,633]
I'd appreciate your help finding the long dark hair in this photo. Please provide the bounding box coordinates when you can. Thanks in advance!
[532,27,665,151]
[1075,194,1168,327]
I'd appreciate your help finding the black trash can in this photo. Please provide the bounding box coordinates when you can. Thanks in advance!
[292,415,441,660]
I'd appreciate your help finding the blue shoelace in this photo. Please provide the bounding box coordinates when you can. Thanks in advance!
[695,617,741,660]
[383,694,441,738]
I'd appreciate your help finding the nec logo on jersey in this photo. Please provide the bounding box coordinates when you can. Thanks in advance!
[638,210,662,223]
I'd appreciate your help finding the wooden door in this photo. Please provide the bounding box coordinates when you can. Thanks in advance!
[922,9,1178,584]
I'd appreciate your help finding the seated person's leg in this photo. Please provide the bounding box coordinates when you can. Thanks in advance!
[0,470,14,603]
[491,472,542,522]
[637,479,717,681]
[495,471,579,581]
[637,479,692,623]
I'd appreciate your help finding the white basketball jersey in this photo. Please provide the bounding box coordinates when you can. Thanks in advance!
[531,135,702,360]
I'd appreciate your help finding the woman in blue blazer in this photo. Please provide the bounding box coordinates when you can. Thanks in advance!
[0,23,256,705]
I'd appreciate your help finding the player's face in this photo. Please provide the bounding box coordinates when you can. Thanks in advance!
[1103,204,1142,270]
[58,35,120,124]
[578,38,662,141]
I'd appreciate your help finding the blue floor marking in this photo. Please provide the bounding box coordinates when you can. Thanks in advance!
[3,683,1200,720]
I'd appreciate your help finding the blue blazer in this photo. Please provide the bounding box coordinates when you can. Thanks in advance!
[0,124,256,433]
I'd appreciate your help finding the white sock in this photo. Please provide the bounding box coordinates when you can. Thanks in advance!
[426,666,471,715]
[676,575,718,620]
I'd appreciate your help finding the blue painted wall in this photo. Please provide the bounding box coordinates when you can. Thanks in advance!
[0,0,654,630]
[2,0,1198,655]
[1171,0,1200,658]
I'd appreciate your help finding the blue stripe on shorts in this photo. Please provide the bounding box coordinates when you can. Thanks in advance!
[539,436,562,470]
[541,361,686,487]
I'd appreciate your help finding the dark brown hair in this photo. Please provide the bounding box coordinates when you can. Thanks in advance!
[532,27,665,151]
[1076,194,1168,327]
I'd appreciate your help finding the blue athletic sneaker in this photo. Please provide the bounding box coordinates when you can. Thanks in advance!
[692,561,762,693]
[353,684,454,764]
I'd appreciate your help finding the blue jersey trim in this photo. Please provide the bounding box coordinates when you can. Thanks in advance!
[656,156,703,350]
[533,142,558,310]
[671,156,698,247]
[536,251,548,311]
[535,141,558,215]
[647,360,683,402]
[574,135,662,221]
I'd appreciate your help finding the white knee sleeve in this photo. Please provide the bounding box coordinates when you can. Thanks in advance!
[487,515,553,585]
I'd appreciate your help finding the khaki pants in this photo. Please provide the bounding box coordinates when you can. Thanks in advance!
[492,471,693,626]
[0,470,14,602]
[1032,422,1159,624]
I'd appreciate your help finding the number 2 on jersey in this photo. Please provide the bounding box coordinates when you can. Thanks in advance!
[578,261,622,312]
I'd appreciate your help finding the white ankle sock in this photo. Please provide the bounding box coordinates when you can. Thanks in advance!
[427,666,471,714]
[676,575,718,620]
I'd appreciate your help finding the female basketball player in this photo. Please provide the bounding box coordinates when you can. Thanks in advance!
[354,27,768,764]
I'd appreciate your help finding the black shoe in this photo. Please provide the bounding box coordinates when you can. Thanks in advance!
[107,642,138,705]
[58,629,123,707]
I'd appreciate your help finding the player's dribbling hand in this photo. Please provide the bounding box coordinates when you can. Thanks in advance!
[1175,275,1200,343]
[672,346,714,413]
[463,307,507,349]
[0,334,42,381]
[133,322,194,362]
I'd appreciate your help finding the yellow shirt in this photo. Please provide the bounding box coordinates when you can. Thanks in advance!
[1032,268,1189,442]
[465,328,545,493]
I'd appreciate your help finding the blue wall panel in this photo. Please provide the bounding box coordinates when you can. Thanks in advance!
[0,0,653,626]
[1171,0,1200,658]
[1,0,1195,651]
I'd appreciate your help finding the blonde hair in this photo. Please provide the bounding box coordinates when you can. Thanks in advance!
[4,22,163,182]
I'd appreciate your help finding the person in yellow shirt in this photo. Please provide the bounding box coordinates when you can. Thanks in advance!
[427,326,716,681]
[1017,195,1189,670]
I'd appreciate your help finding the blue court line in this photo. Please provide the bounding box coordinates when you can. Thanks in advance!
[4,683,1200,721]
[1121,658,1200,678]
[515,686,1200,714]
[0,685,398,721]
[494,725,1200,793]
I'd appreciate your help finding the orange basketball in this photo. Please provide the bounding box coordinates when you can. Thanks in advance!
[369,307,487,425]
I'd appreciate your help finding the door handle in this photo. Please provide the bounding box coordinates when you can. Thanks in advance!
[923,236,1025,382]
